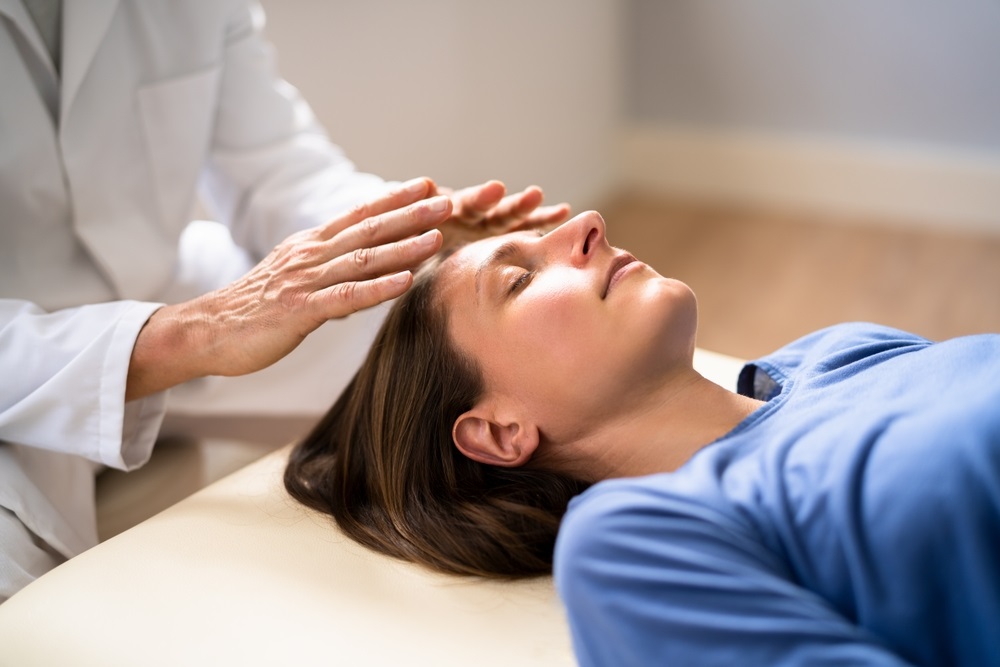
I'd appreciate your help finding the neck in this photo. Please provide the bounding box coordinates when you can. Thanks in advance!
[571,370,764,482]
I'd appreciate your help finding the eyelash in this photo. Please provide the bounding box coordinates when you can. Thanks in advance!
[509,270,534,295]
[505,230,546,295]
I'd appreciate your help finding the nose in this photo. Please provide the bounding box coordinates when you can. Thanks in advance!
[549,210,606,266]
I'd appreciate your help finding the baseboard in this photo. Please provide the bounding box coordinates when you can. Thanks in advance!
[619,124,1000,236]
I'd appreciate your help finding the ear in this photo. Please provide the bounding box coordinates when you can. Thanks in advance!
[452,407,539,468]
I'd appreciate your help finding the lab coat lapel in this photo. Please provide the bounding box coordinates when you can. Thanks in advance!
[60,0,119,128]
[0,0,58,81]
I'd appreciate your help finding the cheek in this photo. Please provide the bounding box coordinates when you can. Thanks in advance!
[511,278,599,346]
[497,283,605,393]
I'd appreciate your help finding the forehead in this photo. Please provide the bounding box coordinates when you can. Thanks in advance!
[436,232,542,324]
[439,231,536,290]
[452,230,535,266]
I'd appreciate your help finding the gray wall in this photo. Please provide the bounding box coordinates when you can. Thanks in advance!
[626,0,1000,153]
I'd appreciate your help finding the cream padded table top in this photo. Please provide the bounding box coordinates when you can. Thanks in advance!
[0,349,745,666]
[0,447,578,666]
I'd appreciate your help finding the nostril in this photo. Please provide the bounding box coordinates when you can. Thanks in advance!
[583,227,599,255]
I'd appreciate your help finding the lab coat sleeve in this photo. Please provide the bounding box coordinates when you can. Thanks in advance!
[554,491,915,667]
[0,299,167,471]
[199,2,392,260]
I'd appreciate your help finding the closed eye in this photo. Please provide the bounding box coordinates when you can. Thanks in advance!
[509,270,534,295]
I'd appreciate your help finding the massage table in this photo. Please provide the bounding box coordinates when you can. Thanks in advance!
[0,349,745,666]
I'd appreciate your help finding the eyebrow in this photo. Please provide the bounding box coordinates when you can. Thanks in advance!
[475,241,522,301]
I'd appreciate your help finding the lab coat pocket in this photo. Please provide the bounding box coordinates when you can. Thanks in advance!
[137,65,222,235]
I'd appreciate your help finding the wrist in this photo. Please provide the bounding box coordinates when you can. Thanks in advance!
[125,300,215,402]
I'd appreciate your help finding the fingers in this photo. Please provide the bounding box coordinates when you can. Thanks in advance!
[512,202,573,230]
[450,183,568,229]
[315,270,415,319]
[327,195,451,259]
[449,180,506,223]
[264,179,450,324]
[316,177,434,240]
[482,186,544,223]
[289,177,567,323]
[300,228,441,321]
[323,228,442,284]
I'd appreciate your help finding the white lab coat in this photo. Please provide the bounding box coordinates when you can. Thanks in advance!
[0,0,390,570]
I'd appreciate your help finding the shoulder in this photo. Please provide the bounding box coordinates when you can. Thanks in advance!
[864,382,1000,517]
[738,323,931,398]
[554,477,775,597]
[556,477,710,548]
[555,481,662,562]
[768,322,931,372]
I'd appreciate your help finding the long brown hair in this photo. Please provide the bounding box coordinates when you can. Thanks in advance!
[284,255,589,578]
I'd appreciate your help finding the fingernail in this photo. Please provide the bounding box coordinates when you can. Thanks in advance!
[416,230,438,247]
[388,271,411,285]
[423,196,448,213]
[403,178,426,195]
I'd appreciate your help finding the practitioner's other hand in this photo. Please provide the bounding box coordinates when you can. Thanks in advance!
[126,178,447,400]
[434,181,571,248]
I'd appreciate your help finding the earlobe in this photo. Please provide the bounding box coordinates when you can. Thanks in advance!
[452,411,539,468]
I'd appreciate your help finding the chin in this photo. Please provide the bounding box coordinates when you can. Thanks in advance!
[641,277,699,358]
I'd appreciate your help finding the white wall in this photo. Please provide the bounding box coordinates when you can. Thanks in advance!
[259,0,623,211]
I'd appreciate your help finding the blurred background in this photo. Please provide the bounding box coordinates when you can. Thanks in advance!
[259,0,1000,359]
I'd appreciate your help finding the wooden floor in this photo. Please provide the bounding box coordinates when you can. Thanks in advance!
[602,194,1000,360]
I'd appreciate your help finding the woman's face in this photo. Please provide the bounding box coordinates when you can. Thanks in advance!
[437,211,698,447]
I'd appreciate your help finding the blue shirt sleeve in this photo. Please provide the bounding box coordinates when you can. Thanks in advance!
[554,485,916,667]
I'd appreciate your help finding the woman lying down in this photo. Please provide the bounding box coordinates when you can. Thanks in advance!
[284,211,1000,666]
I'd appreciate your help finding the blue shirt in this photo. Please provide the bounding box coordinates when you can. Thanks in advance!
[554,324,1000,666]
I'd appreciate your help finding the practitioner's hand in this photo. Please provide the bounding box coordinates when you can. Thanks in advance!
[434,181,571,248]
[125,178,448,401]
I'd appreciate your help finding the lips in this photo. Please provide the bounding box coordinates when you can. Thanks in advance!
[602,253,638,299]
